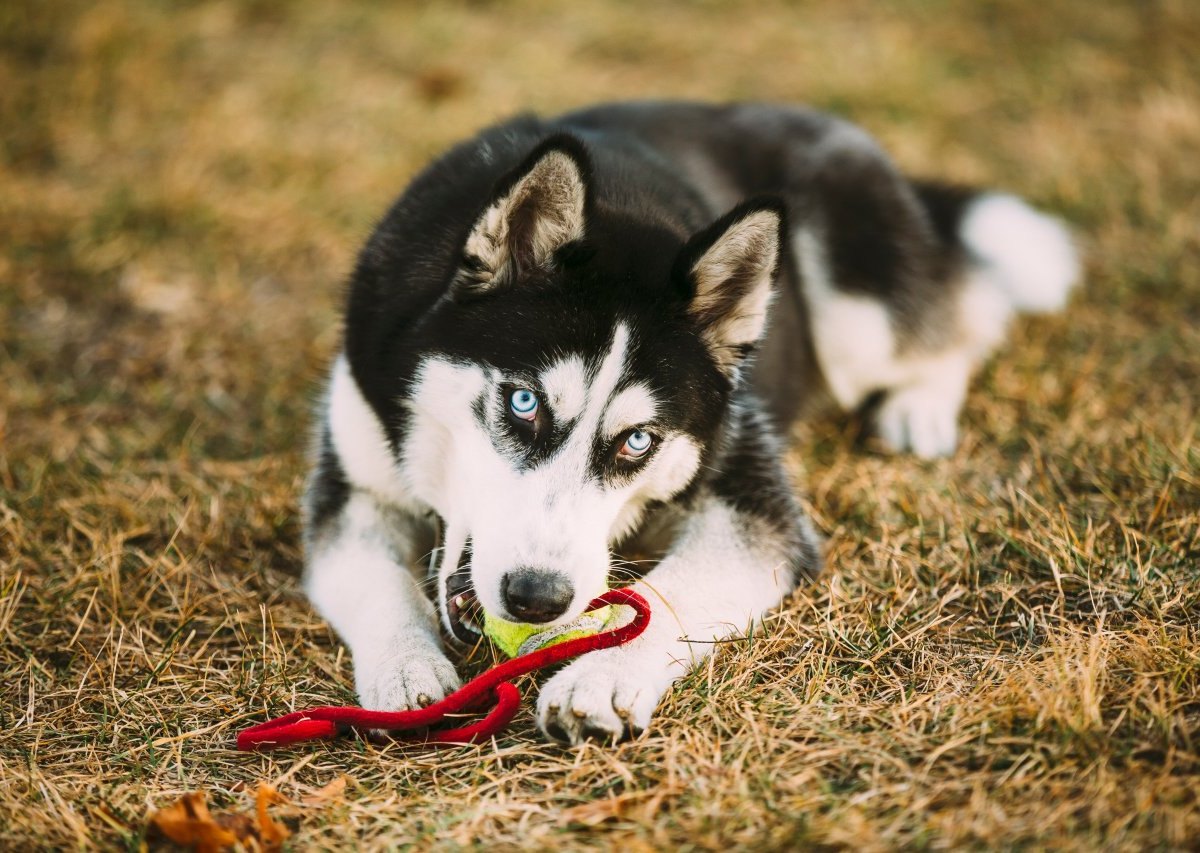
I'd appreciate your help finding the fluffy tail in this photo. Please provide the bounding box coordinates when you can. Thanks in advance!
[914,182,1081,313]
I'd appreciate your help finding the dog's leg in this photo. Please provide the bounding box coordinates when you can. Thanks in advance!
[305,490,461,710]
[878,189,1080,457]
[304,355,460,711]
[795,186,1079,459]
[536,409,820,744]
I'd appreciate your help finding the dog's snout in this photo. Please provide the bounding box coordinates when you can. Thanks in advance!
[501,568,573,623]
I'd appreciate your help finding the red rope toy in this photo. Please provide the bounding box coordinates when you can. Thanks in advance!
[236,587,650,751]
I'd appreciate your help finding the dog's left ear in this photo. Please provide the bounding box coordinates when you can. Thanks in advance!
[675,199,785,376]
[455,135,590,294]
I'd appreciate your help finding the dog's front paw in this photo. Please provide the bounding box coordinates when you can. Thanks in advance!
[535,650,668,745]
[355,642,461,711]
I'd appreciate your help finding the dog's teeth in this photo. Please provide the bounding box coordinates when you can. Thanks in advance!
[455,595,466,608]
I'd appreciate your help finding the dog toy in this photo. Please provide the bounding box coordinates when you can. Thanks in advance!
[483,603,616,658]
[236,587,649,750]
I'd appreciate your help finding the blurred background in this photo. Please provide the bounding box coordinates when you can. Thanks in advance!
[3,0,1196,469]
[2,2,1198,847]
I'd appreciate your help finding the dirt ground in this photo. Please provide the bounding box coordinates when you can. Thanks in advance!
[2,0,1198,849]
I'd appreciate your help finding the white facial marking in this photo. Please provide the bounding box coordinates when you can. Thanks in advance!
[602,383,657,439]
[400,321,705,629]
[399,357,493,517]
[402,325,645,624]
[539,355,588,423]
[578,323,630,435]
[607,433,702,541]
[469,323,634,615]
[640,434,702,500]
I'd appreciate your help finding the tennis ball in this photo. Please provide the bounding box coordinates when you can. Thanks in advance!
[483,605,615,658]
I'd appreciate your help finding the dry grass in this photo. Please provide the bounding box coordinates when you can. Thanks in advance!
[2,0,1198,849]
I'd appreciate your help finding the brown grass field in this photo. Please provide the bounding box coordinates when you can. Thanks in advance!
[2,0,1199,849]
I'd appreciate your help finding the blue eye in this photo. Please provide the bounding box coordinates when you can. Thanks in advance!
[620,429,654,458]
[509,388,539,420]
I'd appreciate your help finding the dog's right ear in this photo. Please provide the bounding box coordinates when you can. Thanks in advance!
[453,135,590,295]
[675,198,785,378]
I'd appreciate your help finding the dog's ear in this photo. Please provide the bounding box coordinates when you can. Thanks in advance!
[454,135,590,294]
[675,199,785,377]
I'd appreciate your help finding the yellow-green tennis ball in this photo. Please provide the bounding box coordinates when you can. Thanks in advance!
[483,605,614,658]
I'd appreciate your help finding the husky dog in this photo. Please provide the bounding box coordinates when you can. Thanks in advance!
[305,102,1078,744]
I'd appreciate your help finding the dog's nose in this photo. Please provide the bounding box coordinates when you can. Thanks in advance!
[501,568,574,623]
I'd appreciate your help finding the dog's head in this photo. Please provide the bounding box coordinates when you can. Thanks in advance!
[359,135,784,639]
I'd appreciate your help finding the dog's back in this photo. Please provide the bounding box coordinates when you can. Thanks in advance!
[557,101,1079,442]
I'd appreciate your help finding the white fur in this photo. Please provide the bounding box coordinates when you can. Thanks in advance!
[579,323,630,433]
[540,355,588,423]
[602,383,657,438]
[398,356,492,516]
[956,271,1016,359]
[304,492,460,710]
[795,227,899,410]
[874,353,972,458]
[327,355,411,506]
[797,227,982,458]
[394,323,706,631]
[315,341,769,724]
[456,323,636,617]
[960,193,1080,314]
[799,194,1079,459]
[609,434,702,541]
[537,498,795,742]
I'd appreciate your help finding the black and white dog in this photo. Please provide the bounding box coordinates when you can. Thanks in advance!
[304,102,1078,744]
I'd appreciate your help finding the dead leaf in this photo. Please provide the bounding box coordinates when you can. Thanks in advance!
[146,784,291,852]
[148,792,239,853]
[212,810,256,841]
[255,785,290,850]
[412,66,465,102]
[300,775,349,806]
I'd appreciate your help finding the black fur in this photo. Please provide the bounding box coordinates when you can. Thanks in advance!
[304,427,350,549]
[328,100,986,599]
[297,100,1079,742]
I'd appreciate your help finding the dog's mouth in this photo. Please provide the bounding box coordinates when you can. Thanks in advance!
[444,565,483,644]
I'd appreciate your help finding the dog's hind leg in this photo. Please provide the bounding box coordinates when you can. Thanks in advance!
[790,135,1079,457]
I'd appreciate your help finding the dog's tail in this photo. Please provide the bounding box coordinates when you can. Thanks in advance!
[914,181,1081,314]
